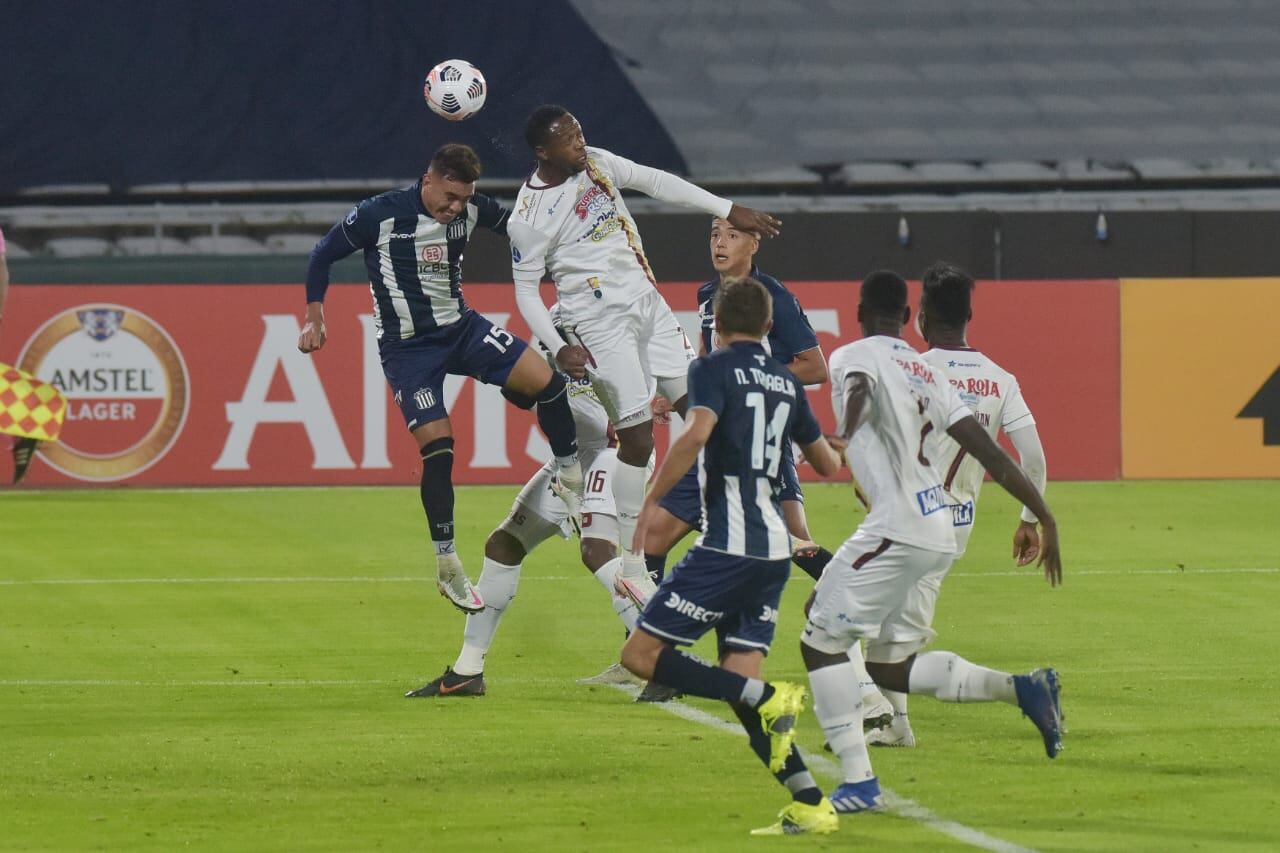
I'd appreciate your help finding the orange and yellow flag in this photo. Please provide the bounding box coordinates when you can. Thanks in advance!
[0,363,66,442]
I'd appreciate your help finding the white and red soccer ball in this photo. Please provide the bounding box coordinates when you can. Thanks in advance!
[423,59,487,121]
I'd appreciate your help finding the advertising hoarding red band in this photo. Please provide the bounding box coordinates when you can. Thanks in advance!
[0,280,1121,486]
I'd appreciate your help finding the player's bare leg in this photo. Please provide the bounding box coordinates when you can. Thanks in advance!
[411,417,483,614]
[504,346,584,518]
[641,506,694,584]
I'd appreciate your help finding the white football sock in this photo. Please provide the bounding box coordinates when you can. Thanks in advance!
[612,459,649,561]
[848,640,887,707]
[592,558,638,631]
[453,558,521,676]
[810,659,875,783]
[909,651,1016,704]
[884,688,910,720]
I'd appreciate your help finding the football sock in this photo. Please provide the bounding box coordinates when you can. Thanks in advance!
[453,558,521,676]
[652,647,770,706]
[791,545,833,581]
[909,651,1017,703]
[731,704,822,805]
[533,373,579,464]
[644,553,667,584]
[592,558,638,631]
[884,688,910,721]
[847,640,881,703]
[810,653,875,783]
[613,459,649,561]
[420,437,455,551]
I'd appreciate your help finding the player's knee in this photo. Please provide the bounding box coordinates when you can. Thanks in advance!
[866,659,912,694]
[615,422,654,464]
[580,537,616,572]
[419,435,455,461]
[534,370,567,403]
[485,528,526,565]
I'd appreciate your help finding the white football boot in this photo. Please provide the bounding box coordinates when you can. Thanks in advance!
[436,551,484,614]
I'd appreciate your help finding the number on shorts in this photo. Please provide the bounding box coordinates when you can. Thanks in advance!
[484,325,515,353]
[587,468,607,494]
[745,392,791,477]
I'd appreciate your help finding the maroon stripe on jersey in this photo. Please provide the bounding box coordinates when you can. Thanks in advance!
[944,449,968,491]
[852,538,893,570]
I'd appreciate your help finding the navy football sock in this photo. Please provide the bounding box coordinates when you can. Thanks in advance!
[732,703,823,803]
[419,437,455,549]
[533,373,578,461]
[792,545,833,582]
[653,647,755,704]
[644,553,667,584]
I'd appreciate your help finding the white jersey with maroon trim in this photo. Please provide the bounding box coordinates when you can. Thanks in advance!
[922,348,1035,515]
[830,336,971,553]
[508,147,674,324]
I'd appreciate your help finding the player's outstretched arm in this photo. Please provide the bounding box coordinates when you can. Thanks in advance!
[631,407,717,553]
[799,437,841,477]
[299,219,361,353]
[1008,423,1049,566]
[948,417,1062,586]
[607,150,781,237]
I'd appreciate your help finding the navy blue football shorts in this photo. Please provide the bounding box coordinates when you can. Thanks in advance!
[636,546,791,656]
[380,309,528,430]
[658,451,804,531]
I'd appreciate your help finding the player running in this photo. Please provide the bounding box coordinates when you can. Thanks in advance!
[508,105,780,606]
[801,271,1063,815]
[406,323,645,697]
[865,262,1050,748]
[643,216,834,585]
[620,278,845,837]
[300,143,582,616]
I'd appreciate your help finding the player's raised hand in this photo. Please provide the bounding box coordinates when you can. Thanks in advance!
[297,318,327,353]
[1036,520,1062,587]
[1013,520,1041,567]
[727,203,781,238]
[555,344,590,379]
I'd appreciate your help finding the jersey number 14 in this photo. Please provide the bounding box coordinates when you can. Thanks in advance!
[745,391,790,478]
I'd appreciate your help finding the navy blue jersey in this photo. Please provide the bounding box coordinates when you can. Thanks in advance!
[697,266,819,364]
[306,181,509,341]
[688,341,822,560]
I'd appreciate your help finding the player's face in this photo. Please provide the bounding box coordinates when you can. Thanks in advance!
[539,115,588,174]
[422,170,475,224]
[709,220,758,275]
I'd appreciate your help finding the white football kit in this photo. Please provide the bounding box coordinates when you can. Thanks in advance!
[509,146,728,426]
[804,336,972,658]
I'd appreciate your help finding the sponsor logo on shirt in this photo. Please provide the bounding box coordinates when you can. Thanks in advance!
[946,376,1002,398]
[951,500,975,526]
[420,245,444,263]
[915,485,948,516]
[574,186,610,220]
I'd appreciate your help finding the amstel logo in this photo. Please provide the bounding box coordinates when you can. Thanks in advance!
[17,305,189,481]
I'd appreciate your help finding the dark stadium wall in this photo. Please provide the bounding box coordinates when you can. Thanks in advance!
[0,1,685,193]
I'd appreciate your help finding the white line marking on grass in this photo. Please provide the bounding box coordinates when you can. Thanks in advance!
[0,679,395,687]
[604,683,1037,853]
[1,568,1274,587]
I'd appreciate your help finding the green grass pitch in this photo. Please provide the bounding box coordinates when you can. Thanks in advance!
[2,481,1278,851]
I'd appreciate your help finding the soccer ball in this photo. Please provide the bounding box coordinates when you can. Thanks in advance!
[423,59,487,121]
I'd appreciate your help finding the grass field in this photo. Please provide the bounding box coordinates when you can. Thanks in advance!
[2,481,1278,851]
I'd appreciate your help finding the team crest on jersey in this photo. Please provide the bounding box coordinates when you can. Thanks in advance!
[446,219,466,241]
[413,388,436,410]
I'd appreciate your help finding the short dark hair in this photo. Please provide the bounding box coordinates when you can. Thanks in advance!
[525,104,571,150]
[860,270,908,316]
[430,143,481,183]
[921,261,975,327]
[714,276,772,338]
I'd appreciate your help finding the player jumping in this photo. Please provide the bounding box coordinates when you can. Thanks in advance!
[864,261,1050,748]
[620,277,845,836]
[300,144,582,615]
[508,105,780,608]
[801,271,1063,815]
[405,323,645,697]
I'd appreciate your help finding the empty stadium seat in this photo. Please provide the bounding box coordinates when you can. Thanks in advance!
[186,235,270,255]
[45,237,113,257]
[265,233,325,254]
[115,235,193,256]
